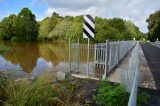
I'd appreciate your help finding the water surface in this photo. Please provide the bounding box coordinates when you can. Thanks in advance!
[0,41,69,78]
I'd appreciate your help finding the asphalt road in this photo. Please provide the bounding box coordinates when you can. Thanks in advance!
[140,43,160,90]
[140,43,160,106]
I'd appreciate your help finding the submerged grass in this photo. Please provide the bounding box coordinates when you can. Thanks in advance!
[0,44,12,54]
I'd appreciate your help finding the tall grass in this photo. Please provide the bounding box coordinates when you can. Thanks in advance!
[0,72,64,106]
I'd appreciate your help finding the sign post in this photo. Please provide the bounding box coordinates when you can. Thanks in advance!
[83,14,95,77]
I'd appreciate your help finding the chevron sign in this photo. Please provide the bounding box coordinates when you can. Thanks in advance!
[83,15,95,39]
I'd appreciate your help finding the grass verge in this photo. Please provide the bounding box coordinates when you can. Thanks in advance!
[0,72,150,106]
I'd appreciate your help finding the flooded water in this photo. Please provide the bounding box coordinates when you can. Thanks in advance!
[0,41,71,78]
[0,41,105,79]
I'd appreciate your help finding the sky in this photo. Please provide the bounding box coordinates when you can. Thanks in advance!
[0,0,159,33]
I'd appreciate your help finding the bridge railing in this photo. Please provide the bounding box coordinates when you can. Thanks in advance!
[69,39,137,79]
[119,43,140,106]
[95,41,137,78]
[127,44,140,106]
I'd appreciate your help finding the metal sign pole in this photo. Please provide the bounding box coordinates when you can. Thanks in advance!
[69,38,71,73]
[77,39,80,72]
[83,14,95,77]
[87,38,90,77]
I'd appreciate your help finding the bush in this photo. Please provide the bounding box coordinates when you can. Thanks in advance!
[93,80,150,106]
[137,91,150,106]
[92,80,129,106]
[11,36,26,42]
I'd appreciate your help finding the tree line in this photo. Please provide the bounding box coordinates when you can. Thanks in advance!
[0,7,149,42]
[39,12,145,43]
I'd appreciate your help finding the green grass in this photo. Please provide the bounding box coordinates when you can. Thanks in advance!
[92,80,129,106]
[0,72,82,106]
[0,72,59,106]
[0,73,150,106]
[92,80,150,106]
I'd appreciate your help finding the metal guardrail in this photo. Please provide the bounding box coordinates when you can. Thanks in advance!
[127,44,140,106]
[69,39,137,79]
[95,41,137,79]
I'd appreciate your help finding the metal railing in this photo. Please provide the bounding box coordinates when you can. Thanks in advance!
[69,39,137,79]
[127,44,140,106]
[95,41,137,79]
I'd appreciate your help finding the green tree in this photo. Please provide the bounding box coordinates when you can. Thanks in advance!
[0,14,16,40]
[14,8,39,41]
[39,12,62,40]
[65,22,83,42]
[74,16,83,23]
[146,10,160,41]
[48,20,73,40]
[94,17,123,42]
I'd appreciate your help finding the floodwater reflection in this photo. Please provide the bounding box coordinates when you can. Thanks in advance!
[0,41,69,78]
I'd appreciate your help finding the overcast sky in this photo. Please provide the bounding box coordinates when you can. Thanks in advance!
[0,0,160,33]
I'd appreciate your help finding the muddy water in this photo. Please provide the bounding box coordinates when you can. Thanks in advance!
[0,41,71,78]
[0,41,104,79]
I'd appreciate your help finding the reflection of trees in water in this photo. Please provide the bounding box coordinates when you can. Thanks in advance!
[3,42,40,74]
[2,41,68,74]
[39,41,68,65]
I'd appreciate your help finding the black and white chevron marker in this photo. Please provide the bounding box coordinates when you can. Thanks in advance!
[83,15,95,39]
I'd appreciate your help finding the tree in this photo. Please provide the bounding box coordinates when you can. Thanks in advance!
[39,12,62,40]
[48,20,73,40]
[52,12,60,18]
[146,10,160,41]
[65,22,83,42]
[15,8,39,41]
[0,14,16,40]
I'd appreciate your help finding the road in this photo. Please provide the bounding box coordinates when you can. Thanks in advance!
[140,43,160,106]
[140,43,160,90]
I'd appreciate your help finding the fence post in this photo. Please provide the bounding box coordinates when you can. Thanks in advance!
[103,40,108,79]
[108,43,111,72]
[77,39,80,72]
[69,38,71,73]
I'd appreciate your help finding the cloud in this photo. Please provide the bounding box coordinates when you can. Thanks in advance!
[31,0,42,6]
[40,0,160,32]
[45,7,99,17]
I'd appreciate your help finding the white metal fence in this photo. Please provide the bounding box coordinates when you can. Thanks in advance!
[94,41,137,79]
[127,45,140,106]
[119,43,140,106]
[69,39,137,79]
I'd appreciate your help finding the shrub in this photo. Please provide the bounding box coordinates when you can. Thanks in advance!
[93,80,150,106]
[92,80,129,106]
[137,91,150,106]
